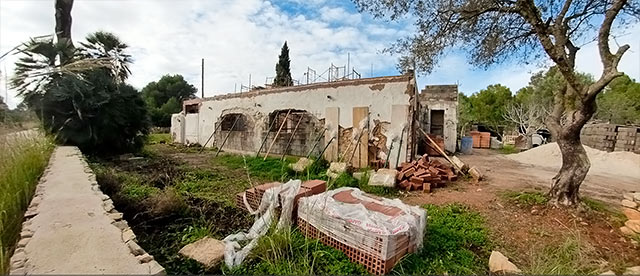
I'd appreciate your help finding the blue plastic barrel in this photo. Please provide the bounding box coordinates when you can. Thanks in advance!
[460,136,473,154]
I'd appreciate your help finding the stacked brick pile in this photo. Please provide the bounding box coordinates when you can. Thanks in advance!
[395,154,456,192]
[620,192,640,237]
[235,180,326,212]
[614,127,639,153]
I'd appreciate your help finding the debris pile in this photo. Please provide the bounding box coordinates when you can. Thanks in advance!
[297,188,426,275]
[395,154,457,192]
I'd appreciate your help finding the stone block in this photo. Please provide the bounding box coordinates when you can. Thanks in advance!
[122,228,136,243]
[368,169,397,187]
[625,220,640,233]
[622,199,637,209]
[127,240,145,256]
[489,251,521,274]
[623,207,640,221]
[178,237,225,268]
[136,253,154,263]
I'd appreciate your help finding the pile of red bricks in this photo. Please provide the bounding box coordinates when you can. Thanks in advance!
[395,154,457,192]
[235,180,327,212]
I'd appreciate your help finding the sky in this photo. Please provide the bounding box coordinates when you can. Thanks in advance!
[1,0,639,109]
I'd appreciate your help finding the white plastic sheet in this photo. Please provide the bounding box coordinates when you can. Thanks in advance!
[223,179,301,267]
[298,187,426,259]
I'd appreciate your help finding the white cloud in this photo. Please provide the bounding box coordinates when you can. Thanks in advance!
[0,0,400,108]
[1,0,638,109]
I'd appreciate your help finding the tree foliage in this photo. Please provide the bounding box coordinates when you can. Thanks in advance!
[463,84,514,135]
[11,32,149,154]
[141,74,197,127]
[354,0,640,206]
[273,42,293,87]
[595,74,640,124]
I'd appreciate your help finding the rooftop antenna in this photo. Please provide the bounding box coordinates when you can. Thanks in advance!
[201,58,204,98]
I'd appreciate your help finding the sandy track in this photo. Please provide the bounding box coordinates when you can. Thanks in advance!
[459,149,638,203]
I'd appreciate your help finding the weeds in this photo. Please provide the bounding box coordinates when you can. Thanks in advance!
[147,133,171,145]
[524,232,600,275]
[581,197,626,225]
[499,144,520,154]
[0,132,54,273]
[502,190,549,206]
[393,204,490,275]
[224,228,368,275]
[214,154,297,182]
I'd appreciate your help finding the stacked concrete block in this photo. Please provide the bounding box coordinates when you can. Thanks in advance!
[620,192,640,238]
[580,123,618,152]
[614,127,639,152]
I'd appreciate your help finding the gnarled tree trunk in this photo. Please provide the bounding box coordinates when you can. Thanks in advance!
[548,132,590,205]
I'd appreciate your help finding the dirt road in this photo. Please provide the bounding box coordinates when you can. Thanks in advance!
[458,149,638,203]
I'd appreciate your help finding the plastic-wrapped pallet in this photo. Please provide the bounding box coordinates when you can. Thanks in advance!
[297,187,426,274]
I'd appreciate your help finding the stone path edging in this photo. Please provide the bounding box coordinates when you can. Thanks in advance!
[8,146,165,275]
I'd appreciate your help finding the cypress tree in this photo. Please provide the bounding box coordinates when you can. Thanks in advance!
[273,42,293,87]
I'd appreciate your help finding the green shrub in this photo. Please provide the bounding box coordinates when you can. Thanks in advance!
[393,204,490,275]
[0,133,54,273]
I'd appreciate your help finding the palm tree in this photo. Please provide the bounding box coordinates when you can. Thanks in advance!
[11,32,132,106]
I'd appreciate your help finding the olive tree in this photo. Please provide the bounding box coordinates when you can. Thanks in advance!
[354,0,640,206]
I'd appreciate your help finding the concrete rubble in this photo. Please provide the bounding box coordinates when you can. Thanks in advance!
[178,237,226,268]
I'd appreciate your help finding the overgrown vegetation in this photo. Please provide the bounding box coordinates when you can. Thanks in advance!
[502,191,549,206]
[393,204,490,274]
[524,232,600,275]
[224,228,368,275]
[0,133,54,273]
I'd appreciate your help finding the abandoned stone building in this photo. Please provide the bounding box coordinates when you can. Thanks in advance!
[170,73,458,168]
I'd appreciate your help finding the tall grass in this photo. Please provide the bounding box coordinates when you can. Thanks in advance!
[0,132,54,273]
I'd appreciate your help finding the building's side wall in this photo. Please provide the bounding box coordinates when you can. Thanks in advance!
[173,77,415,166]
[419,85,458,153]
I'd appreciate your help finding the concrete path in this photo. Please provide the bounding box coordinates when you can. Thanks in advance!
[9,146,164,275]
